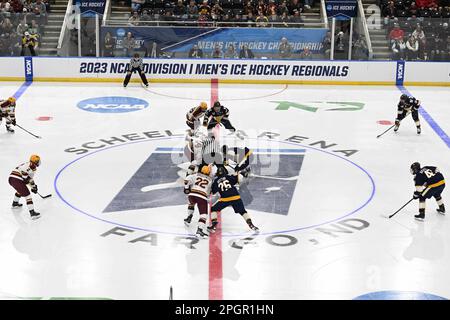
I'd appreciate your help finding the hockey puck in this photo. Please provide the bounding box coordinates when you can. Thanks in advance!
[377,120,393,125]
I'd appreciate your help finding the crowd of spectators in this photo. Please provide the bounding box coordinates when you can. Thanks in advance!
[381,0,450,61]
[0,0,50,56]
[123,0,316,27]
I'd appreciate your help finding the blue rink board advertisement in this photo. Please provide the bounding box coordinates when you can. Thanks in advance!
[101,27,328,55]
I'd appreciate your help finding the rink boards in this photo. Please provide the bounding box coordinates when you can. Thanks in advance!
[0,57,449,86]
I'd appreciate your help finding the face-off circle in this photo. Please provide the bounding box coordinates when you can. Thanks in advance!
[55,136,375,237]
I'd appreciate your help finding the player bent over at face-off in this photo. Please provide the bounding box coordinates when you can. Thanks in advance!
[184,165,213,238]
[394,94,421,134]
[203,101,236,135]
[0,97,17,133]
[410,162,445,221]
[8,155,42,220]
[186,102,208,131]
[208,167,258,233]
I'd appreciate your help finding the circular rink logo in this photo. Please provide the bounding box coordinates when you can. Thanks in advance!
[55,131,376,237]
[77,97,149,113]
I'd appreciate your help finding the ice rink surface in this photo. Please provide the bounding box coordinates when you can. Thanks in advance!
[0,81,449,300]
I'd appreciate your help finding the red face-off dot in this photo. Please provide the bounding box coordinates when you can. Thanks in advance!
[377,120,393,125]
[36,116,53,121]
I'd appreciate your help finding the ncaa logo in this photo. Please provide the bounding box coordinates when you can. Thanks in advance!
[77,96,149,113]
[326,4,332,10]
[25,60,32,76]
[116,28,126,37]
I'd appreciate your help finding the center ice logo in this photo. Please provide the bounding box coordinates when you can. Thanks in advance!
[77,96,149,113]
[103,147,305,216]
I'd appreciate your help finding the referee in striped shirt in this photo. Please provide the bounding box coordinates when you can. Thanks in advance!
[123,53,149,88]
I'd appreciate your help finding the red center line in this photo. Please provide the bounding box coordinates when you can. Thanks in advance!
[208,78,223,300]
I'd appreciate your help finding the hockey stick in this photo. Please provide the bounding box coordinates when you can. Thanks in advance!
[388,198,414,218]
[376,124,396,139]
[37,192,52,199]
[388,187,430,219]
[16,124,41,139]
[376,111,411,138]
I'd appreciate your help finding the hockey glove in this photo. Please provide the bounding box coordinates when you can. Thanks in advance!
[184,188,190,195]
[11,119,16,126]
[413,191,421,199]
[31,185,38,194]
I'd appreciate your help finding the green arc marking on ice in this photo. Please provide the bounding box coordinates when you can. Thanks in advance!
[272,101,365,112]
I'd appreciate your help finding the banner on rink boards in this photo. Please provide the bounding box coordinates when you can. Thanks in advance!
[0,57,449,86]
[100,27,328,56]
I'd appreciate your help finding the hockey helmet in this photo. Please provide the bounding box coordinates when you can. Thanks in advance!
[8,97,16,104]
[200,165,211,176]
[400,94,409,102]
[410,162,421,175]
[213,101,221,111]
[200,102,207,110]
[30,154,41,167]
[216,166,228,177]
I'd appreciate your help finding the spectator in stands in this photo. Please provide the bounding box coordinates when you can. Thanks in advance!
[131,0,145,13]
[128,11,141,26]
[335,31,347,59]
[280,11,290,27]
[322,31,332,58]
[21,31,37,56]
[245,12,255,27]
[0,18,14,35]
[224,44,238,58]
[211,44,223,58]
[277,1,290,16]
[16,20,28,36]
[408,2,419,16]
[239,44,254,59]
[28,19,40,41]
[189,44,203,58]
[391,37,406,60]
[428,34,445,61]
[33,0,47,25]
[255,11,269,27]
[198,0,211,16]
[140,10,152,25]
[437,22,449,40]
[173,0,187,17]
[291,9,302,24]
[256,0,267,16]
[268,9,279,25]
[0,0,11,13]
[244,1,255,16]
[211,2,224,21]
[187,0,199,17]
[353,36,368,60]
[299,47,313,60]
[412,24,426,59]
[406,36,419,60]
[279,37,292,58]
[288,0,303,15]
[232,14,243,27]
[389,23,405,44]
[122,32,135,57]
[146,41,162,58]
[103,31,114,57]
[383,1,397,19]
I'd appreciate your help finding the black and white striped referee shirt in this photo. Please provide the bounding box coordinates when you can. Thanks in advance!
[129,57,143,69]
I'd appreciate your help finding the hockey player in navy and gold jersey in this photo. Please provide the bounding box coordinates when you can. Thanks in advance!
[394,94,422,134]
[203,101,236,133]
[208,167,258,233]
[410,162,445,221]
